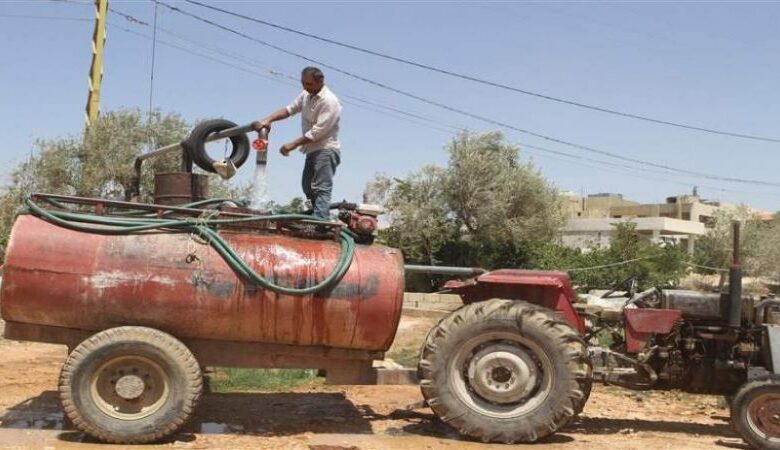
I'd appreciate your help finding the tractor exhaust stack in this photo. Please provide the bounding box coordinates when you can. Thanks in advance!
[728,221,743,328]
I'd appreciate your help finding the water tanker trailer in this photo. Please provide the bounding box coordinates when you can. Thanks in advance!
[3,120,780,448]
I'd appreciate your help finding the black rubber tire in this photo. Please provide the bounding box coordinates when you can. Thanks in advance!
[59,326,202,444]
[575,375,593,415]
[182,118,250,173]
[731,378,780,449]
[418,299,591,444]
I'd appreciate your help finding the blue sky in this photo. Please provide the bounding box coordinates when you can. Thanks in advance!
[2,1,779,210]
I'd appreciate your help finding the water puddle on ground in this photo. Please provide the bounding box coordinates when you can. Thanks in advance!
[198,421,247,435]
[0,412,65,430]
[200,422,229,434]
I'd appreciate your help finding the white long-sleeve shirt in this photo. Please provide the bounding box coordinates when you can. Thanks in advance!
[285,85,342,154]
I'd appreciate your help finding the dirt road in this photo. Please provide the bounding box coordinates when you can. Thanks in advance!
[0,316,748,450]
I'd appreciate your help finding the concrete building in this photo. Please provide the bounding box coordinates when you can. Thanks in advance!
[564,193,639,219]
[562,193,721,254]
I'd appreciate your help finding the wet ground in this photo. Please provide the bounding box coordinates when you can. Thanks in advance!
[0,316,751,449]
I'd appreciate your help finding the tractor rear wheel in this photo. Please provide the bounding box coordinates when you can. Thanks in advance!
[732,378,780,449]
[59,326,202,444]
[418,299,591,444]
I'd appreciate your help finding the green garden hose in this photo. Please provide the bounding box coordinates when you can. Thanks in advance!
[23,196,355,296]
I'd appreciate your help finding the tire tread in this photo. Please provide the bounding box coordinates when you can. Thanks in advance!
[418,299,591,444]
[58,326,202,444]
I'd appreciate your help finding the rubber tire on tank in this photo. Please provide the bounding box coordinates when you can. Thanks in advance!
[182,118,250,173]
[418,299,591,444]
[731,378,780,450]
[59,326,202,444]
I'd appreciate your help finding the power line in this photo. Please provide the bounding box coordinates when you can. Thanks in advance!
[106,21,458,136]
[182,0,780,144]
[521,144,773,198]
[565,256,655,272]
[41,2,774,199]
[101,7,752,193]
[520,143,727,193]
[154,1,780,188]
[105,5,466,134]
[110,6,149,26]
[102,6,778,197]
[107,14,769,196]
[147,2,159,150]
[154,26,466,132]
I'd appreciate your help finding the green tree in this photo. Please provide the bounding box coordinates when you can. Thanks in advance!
[532,222,688,291]
[265,197,307,213]
[367,131,564,270]
[742,213,780,284]
[693,207,764,276]
[0,109,247,257]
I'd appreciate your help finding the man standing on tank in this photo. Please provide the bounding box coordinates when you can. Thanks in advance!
[252,67,342,220]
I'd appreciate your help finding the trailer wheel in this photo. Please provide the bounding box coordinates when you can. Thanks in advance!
[732,378,780,449]
[59,327,202,444]
[418,299,590,444]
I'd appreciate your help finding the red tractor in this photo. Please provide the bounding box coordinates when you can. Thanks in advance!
[2,120,778,448]
[410,222,780,449]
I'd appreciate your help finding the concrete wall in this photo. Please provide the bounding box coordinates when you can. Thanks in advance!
[564,194,640,219]
[562,217,706,253]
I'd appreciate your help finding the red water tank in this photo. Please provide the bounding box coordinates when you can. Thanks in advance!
[0,215,404,352]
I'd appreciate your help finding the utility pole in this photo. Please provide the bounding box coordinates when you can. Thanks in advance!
[85,0,109,127]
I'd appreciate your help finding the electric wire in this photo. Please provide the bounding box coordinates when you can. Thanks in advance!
[103,6,465,133]
[30,2,768,260]
[564,256,655,272]
[146,2,159,151]
[155,1,780,188]
[182,0,780,144]
[117,10,756,195]
[563,257,729,273]
[104,11,776,197]
[148,21,467,132]
[79,2,780,191]
[685,262,729,273]
[108,21,457,135]
[520,144,773,197]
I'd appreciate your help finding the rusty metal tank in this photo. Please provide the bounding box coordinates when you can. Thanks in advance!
[0,214,405,352]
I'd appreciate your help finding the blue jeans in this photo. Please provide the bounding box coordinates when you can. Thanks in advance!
[302,149,340,219]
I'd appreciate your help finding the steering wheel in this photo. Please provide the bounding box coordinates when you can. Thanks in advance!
[600,276,638,299]
[624,286,663,308]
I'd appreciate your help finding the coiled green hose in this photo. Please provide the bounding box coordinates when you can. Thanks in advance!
[23,196,355,296]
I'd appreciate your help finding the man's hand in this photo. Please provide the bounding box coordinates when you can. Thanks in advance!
[251,119,272,132]
[280,142,297,156]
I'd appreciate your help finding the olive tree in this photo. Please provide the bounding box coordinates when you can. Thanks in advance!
[0,109,245,257]
[366,131,564,270]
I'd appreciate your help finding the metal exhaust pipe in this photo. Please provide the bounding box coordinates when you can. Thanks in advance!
[404,265,486,277]
[728,221,743,328]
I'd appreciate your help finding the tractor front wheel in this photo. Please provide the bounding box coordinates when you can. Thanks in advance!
[732,378,780,449]
[418,299,591,444]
